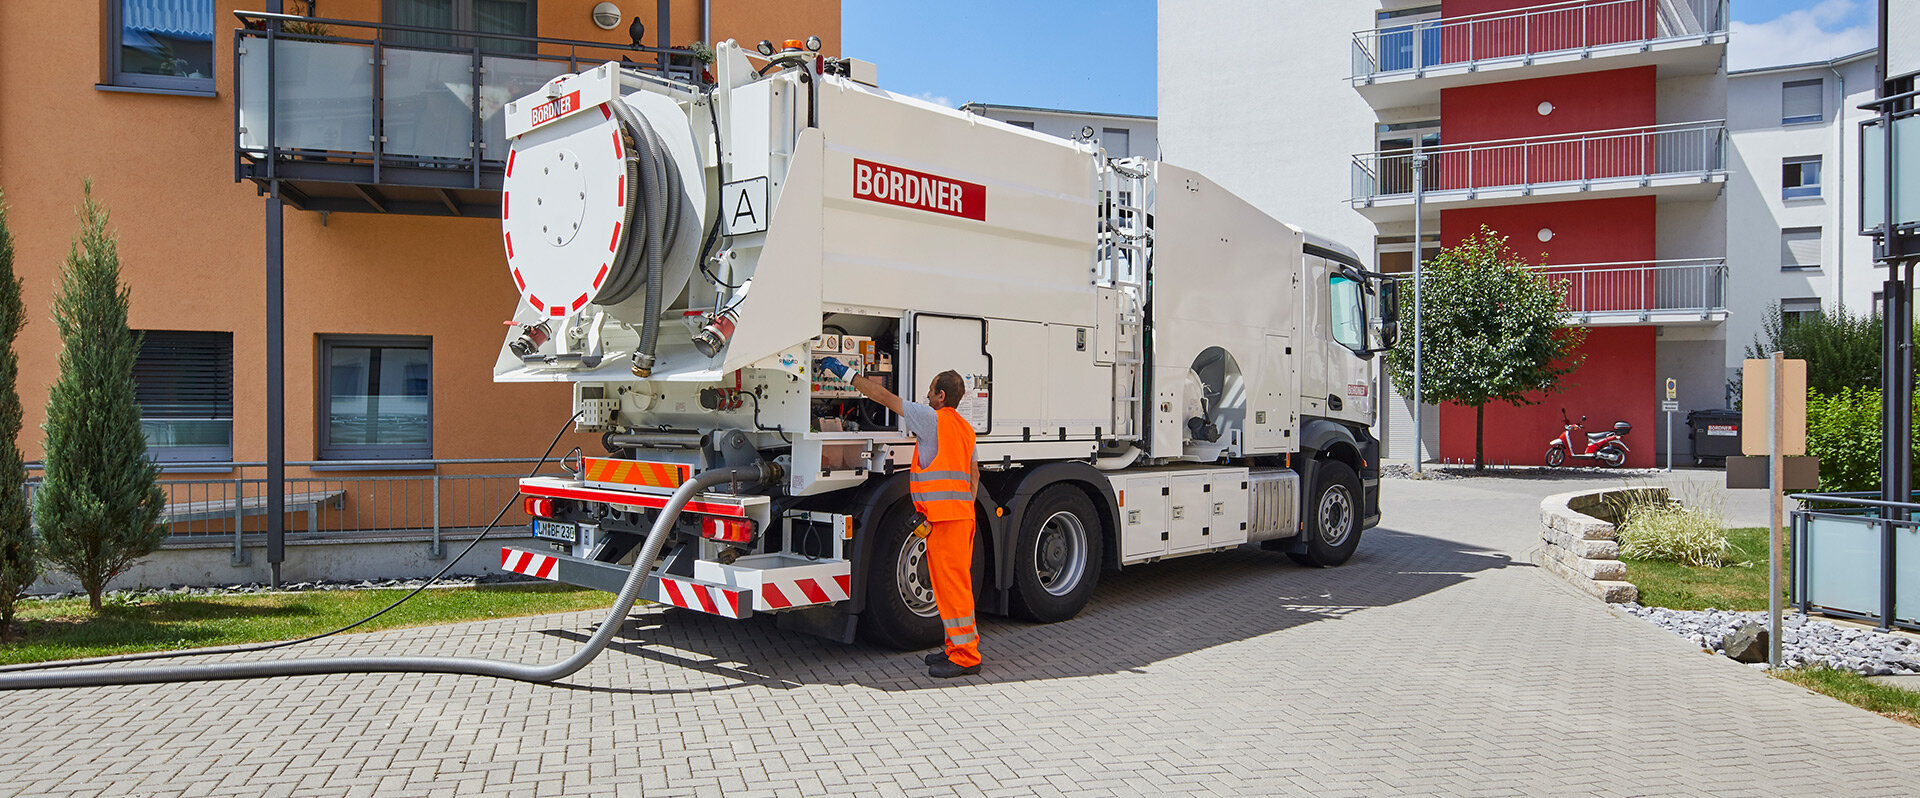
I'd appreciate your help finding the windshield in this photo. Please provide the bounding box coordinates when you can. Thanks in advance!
[1329,274,1366,353]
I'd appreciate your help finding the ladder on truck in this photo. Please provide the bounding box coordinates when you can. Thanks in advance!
[1098,159,1150,442]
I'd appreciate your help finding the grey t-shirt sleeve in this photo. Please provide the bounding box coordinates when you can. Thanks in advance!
[899,400,940,469]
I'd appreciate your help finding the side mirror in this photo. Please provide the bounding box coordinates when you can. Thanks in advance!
[1374,279,1401,350]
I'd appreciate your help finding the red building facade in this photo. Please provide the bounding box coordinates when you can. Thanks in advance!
[1351,0,1730,467]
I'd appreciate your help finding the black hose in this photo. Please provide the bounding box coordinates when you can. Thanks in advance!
[0,462,778,690]
[0,411,585,675]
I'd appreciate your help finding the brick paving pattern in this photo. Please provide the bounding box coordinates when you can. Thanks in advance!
[3,475,1916,796]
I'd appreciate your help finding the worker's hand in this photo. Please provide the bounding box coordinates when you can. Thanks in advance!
[818,356,857,381]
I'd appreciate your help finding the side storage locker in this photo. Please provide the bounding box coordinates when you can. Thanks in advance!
[1114,472,1169,562]
[1167,473,1212,554]
[1208,469,1250,548]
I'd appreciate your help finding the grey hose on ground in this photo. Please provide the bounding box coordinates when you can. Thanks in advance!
[0,462,774,691]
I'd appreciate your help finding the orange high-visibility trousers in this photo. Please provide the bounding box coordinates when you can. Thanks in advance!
[926,517,979,667]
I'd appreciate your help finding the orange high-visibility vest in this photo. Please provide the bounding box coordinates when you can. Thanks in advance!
[910,407,977,522]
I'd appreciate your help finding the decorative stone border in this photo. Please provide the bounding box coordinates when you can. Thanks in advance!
[1539,487,1663,603]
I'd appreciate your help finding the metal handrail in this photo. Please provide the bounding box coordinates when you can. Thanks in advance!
[1350,121,1728,201]
[1351,0,1727,78]
[1532,259,1727,317]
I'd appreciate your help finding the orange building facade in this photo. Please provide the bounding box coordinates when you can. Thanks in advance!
[0,1,840,474]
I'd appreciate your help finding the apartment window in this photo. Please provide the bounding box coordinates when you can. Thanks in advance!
[1780,227,1822,270]
[1376,5,1442,71]
[1780,297,1822,326]
[1782,79,1824,125]
[384,0,538,53]
[135,331,232,463]
[1103,128,1132,158]
[111,0,215,92]
[319,337,432,460]
[1374,233,1440,276]
[1782,156,1822,199]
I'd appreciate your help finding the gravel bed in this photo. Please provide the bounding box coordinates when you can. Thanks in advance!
[1623,604,1920,675]
[25,572,541,603]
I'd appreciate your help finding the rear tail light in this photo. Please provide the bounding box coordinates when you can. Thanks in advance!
[701,516,755,544]
[524,496,554,518]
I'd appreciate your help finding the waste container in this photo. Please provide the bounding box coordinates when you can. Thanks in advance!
[1687,409,1742,466]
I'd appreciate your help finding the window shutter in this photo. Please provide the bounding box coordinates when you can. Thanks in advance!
[134,331,233,419]
[1780,228,1822,268]
[1782,79,1823,123]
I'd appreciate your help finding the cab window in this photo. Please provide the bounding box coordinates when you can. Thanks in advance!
[1329,274,1367,353]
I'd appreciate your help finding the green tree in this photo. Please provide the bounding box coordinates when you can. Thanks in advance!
[36,186,165,612]
[1744,302,1883,395]
[1383,227,1587,470]
[0,190,33,639]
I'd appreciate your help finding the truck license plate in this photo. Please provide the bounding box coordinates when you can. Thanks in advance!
[532,519,578,543]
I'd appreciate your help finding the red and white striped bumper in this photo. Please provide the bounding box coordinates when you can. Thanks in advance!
[498,546,853,621]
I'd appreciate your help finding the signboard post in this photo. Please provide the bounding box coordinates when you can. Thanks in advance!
[1663,377,1678,471]
[1741,355,1806,670]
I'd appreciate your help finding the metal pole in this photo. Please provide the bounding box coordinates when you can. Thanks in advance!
[1768,350,1784,669]
[1412,154,1428,473]
[267,187,286,588]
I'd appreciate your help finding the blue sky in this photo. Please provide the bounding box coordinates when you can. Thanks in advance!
[843,1,1875,117]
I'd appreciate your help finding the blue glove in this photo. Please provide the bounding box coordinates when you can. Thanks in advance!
[818,356,854,380]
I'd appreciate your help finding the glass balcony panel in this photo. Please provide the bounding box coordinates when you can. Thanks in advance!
[1805,513,1885,617]
[382,47,476,161]
[1901,526,1919,625]
[480,56,571,162]
[236,39,376,154]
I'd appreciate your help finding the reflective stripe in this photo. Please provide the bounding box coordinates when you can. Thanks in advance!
[943,615,975,629]
[948,632,977,645]
[912,470,971,483]
[912,490,973,503]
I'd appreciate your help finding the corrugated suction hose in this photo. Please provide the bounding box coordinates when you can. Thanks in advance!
[0,462,775,691]
[601,98,683,376]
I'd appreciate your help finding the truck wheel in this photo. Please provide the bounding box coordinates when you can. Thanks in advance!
[1288,460,1362,568]
[856,501,943,651]
[1009,486,1103,623]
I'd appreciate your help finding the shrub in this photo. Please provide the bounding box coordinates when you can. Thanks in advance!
[1804,387,1919,494]
[0,189,29,640]
[1614,491,1731,567]
[1745,302,1884,395]
[36,185,165,612]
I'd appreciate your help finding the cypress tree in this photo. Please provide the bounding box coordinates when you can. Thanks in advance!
[0,189,32,639]
[37,185,165,611]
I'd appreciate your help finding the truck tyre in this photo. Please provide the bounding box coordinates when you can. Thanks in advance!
[1288,460,1362,568]
[857,501,943,651]
[1008,486,1103,623]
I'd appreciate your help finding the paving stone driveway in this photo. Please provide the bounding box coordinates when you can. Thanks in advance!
[3,474,1917,797]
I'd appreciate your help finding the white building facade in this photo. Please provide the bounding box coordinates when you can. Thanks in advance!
[957,103,1159,160]
[1725,50,1881,373]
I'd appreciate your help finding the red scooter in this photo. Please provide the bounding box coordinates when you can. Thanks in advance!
[1546,409,1630,468]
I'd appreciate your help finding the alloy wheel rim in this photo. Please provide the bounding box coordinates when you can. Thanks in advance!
[1034,510,1089,597]
[1319,486,1353,546]
[895,534,938,617]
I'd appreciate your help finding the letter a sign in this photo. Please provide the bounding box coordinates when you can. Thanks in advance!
[721,177,769,235]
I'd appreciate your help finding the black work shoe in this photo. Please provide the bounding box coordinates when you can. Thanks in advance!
[928,660,980,678]
[924,650,950,666]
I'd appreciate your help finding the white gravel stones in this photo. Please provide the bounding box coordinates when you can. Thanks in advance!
[1623,603,1920,676]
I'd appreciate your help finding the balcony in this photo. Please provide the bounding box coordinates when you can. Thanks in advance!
[233,11,699,217]
[1537,258,1727,325]
[1350,0,1727,109]
[1350,121,1727,220]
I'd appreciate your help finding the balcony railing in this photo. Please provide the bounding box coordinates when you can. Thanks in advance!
[1351,121,1727,204]
[1534,258,1726,320]
[1791,493,1919,632]
[233,11,701,215]
[1353,0,1728,79]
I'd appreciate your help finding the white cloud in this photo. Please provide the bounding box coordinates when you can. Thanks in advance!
[1730,0,1875,71]
[910,91,956,108]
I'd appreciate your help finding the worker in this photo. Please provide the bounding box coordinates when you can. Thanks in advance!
[817,356,981,678]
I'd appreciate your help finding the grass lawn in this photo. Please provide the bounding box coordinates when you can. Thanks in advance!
[1776,668,1920,728]
[0,583,614,666]
[1622,526,1788,611]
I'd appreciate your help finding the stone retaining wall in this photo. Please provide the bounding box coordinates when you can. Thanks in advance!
[1539,487,1663,603]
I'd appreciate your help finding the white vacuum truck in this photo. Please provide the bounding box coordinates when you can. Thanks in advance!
[493,39,1400,649]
